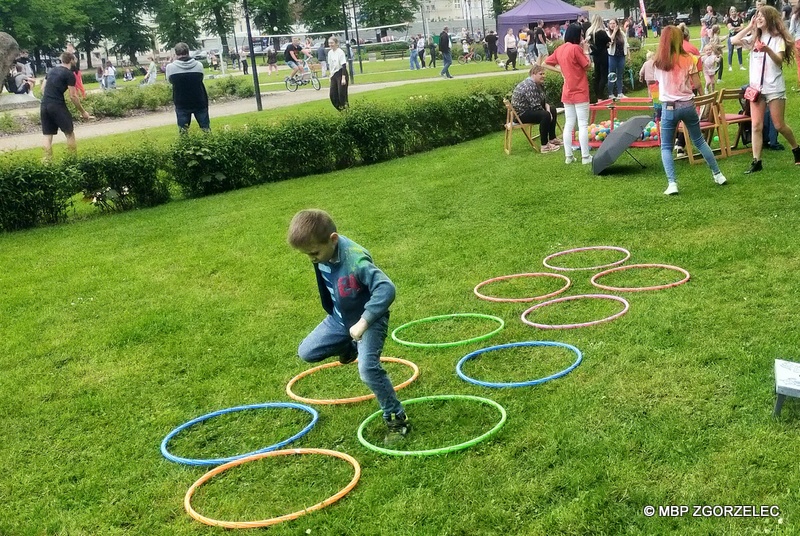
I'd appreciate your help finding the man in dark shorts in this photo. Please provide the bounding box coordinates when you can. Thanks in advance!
[284,36,304,80]
[165,42,210,132]
[40,51,92,160]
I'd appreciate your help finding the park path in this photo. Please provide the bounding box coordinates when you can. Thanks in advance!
[0,69,518,152]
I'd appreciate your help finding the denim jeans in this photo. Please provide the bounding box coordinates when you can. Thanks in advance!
[409,49,420,70]
[176,107,210,132]
[727,39,743,67]
[298,313,403,419]
[441,52,452,77]
[608,55,625,96]
[660,103,720,184]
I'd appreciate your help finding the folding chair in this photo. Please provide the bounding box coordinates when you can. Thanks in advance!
[679,92,725,165]
[717,88,752,157]
[503,98,539,155]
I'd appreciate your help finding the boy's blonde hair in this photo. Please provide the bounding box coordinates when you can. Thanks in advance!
[645,50,654,60]
[288,209,337,247]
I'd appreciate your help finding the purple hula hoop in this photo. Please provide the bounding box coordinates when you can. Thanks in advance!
[542,246,631,272]
[521,294,630,329]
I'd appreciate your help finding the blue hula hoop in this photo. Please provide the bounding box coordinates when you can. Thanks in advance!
[160,402,319,466]
[456,341,583,388]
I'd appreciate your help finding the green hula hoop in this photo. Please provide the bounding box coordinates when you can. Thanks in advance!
[357,394,507,456]
[391,313,505,348]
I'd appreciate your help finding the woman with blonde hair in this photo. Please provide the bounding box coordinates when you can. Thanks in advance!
[654,26,726,195]
[587,15,610,103]
[731,5,800,171]
[511,64,561,153]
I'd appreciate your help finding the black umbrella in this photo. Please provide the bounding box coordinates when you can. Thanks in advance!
[591,115,653,176]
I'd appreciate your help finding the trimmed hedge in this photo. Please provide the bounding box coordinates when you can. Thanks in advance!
[1,72,656,232]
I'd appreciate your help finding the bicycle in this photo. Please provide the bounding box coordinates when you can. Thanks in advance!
[285,61,321,92]
[457,50,484,64]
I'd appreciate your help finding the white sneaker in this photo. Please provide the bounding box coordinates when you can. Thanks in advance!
[740,66,747,70]
[565,156,576,164]
[713,172,727,185]
[582,155,593,165]
[728,66,733,71]
[618,93,627,99]
[664,182,679,195]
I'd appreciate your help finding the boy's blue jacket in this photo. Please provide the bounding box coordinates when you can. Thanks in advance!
[313,235,396,327]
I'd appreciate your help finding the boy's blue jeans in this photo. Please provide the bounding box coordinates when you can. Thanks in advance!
[298,313,403,419]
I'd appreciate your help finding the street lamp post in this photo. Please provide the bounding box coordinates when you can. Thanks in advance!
[340,0,355,80]
[480,0,486,36]
[242,0,263,111]
[352,0,364,74]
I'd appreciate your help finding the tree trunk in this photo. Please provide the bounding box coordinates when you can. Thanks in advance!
[212,7,231,57]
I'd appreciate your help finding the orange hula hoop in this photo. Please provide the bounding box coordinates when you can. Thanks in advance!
[286,356,420,405]
[184,448,361,529]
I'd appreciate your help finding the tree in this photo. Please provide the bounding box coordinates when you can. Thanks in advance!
[358,0,420,36]
[72,0,117,69]
[194,0,236,56]
[249,0,293,35]
[299,0,345,32]
[154,0,201,49]
[107,0,158,64]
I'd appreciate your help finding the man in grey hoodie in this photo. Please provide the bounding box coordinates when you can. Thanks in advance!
[165,42,210,132]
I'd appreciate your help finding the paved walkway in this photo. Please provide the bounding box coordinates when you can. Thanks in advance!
[0,70,519,152]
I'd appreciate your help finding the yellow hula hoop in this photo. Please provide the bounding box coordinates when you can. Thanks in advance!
[184,448,361,529]
[286,356,420,405]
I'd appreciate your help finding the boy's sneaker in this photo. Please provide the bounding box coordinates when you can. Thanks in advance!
[565,155,576,164]
[745,159,763,174]
[728,66,733,71]
[339,341,358,365]
[664,182,679,195]
[713,172,727,185]
[740,66,747,70]
[793,146,800,165]
[384,413,410,446]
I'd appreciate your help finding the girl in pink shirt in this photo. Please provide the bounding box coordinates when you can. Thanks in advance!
[654,26,726,195]
[545,24,592,165]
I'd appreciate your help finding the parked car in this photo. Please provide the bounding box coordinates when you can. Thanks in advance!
[675,12,691,25]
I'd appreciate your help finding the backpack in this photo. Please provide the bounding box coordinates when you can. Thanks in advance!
[4,73,19,94]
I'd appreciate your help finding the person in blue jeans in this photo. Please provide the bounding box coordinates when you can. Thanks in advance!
[165,42,210,132]
[654,26,726,195]
[439,27,453,78]
[288,209,409,444]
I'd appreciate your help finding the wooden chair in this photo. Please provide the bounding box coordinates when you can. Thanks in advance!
[503,99,539,155]
[679,92,725,164]
[717,88,752,157]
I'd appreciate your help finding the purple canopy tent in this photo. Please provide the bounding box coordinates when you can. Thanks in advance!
[497,0,589,52]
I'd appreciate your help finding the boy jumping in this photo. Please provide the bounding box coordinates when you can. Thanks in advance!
[288,209,410,444]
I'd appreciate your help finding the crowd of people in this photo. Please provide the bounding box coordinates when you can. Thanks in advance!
[510,4,800,196]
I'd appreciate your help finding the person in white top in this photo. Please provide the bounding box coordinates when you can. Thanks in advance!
[504,28,518,70]
[790,3,800,85]
[730,5,800,172]
[103,61,116,90]
[327,36,349,110]
[654,26,726,195]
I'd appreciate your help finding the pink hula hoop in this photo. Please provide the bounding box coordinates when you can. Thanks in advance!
[590,263,690,292]
[542,246,631,272]
[473,273,572,303]
[521,294,630,329]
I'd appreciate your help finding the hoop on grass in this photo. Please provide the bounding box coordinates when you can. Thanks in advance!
[521,294,630,329]
[286,356,420,405]
[590,263,690,292]
[542,246,631,271]
[391,313,505,348]
[357,394,507,456]
[184,448,361,529]
[456,341,583,388]
[161,402,318,466]
[473,273,572,302]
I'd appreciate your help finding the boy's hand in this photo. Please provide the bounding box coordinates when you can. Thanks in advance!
[349,318,369,341]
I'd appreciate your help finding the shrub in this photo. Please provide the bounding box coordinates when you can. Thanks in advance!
[0,113,23,134]
[74,147,171,210]
[0,159,81,232]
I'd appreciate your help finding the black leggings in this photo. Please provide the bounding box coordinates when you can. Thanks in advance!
[591,54,608,103]
[506,49,517,69]
[519,107,557,144]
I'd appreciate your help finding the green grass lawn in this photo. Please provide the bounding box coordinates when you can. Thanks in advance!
[3,76,800,533]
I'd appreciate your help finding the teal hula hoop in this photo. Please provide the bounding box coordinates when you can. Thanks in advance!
[391,313,505,348]
[357,394,507,456]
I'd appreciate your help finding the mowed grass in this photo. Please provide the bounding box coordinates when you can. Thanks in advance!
[2,75,800,535]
